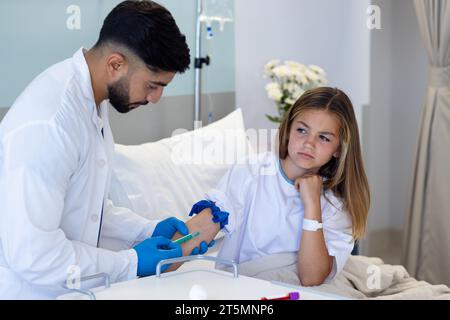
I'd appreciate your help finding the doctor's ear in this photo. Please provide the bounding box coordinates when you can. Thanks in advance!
[106,53,129,78]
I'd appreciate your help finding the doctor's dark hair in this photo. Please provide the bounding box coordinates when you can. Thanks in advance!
[94,0,190,73]
[277,87,370,240]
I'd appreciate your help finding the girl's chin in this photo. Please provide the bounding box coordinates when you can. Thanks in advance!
[292,161,318,174]
[285,155,319,175]
[294,158,316,169]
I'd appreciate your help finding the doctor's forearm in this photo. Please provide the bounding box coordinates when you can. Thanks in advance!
[297,204,333,286]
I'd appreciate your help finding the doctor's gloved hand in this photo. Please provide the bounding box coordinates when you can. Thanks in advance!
[152,217,189,239]
[190,240,215,255]
[133,236,182,277]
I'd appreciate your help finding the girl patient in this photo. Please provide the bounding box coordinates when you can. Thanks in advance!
[173,87,370,286]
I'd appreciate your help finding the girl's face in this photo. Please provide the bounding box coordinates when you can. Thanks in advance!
[286,109,341,174]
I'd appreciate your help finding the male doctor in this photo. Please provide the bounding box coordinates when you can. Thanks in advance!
[0,1,209,299]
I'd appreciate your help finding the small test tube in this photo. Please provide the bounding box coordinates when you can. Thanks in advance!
[260,292,300,300]
[173,231,201,245]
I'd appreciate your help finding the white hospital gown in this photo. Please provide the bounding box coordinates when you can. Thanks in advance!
[206,152,354,281]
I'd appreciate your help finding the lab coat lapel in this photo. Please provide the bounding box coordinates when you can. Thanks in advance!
[75,47,110,245]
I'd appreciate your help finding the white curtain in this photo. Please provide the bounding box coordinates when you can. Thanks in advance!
[403,0,450,285]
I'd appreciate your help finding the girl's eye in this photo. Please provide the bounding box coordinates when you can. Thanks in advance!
[319,135,330,142]
[297,128,306,134]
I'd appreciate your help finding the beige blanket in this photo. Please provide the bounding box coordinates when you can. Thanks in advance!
[222,253,450,300]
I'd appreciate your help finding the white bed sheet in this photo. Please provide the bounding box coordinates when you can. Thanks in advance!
[215,252,450,300]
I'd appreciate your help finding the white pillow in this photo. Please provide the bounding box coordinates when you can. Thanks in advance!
[109,108,253,222]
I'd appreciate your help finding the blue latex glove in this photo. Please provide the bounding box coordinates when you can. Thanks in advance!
[152,217,189,239]
[190,240,215,255]
[153,217,214,256]
[133,236,182,277]
[189,200,229,229]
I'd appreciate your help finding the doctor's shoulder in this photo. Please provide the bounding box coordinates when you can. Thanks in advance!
[2,79,83,141]
[4,58,85,130]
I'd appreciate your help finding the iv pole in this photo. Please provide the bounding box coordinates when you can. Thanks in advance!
[194,0,210,126]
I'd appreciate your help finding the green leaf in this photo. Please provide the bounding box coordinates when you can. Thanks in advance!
[266,114,282,123]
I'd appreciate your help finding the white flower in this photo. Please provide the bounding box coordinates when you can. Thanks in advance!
[264,59,328,123]
[265,59,280,69]
[304,68,320,83]
[285,82,300,95]
[264,59,280,76]
[295,73,308,85]
[265,82,279,91]
[265,83,283,102]
[318,74,328,84]
[272,65,289,78]
[285,97,297,105]
[285,60,305,71]
[292,88,305,100]
[309,64,326,75]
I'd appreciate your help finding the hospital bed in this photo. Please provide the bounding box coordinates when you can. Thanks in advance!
[102,108,450,300]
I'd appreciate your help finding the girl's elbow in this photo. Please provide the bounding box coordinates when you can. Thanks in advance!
[298,268,331,286]
[299,275,326,287]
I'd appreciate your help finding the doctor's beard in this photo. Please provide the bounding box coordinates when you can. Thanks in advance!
[107,77,148,113]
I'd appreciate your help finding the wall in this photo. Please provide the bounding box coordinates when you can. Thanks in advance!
[388,0,427,231]
[234,0,371,132]
[0,0,236,142]
[110,92,235,145]
[364,0,428,256]
[365,0,394,239]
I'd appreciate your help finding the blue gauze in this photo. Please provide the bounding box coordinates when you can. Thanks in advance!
[189,200,229,229]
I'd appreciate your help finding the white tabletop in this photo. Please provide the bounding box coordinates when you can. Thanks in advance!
[58,267,349,300]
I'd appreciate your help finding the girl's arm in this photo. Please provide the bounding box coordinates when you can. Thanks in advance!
[297,201,333,286]
[165,208,221,272]
[295,175,334,286]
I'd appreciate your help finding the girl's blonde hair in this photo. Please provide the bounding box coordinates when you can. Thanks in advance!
[278,87,370,240]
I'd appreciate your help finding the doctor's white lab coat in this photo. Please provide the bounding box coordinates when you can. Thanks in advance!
[0,48,157,299]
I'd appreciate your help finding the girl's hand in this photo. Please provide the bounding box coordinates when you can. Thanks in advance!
[294,174,323,208]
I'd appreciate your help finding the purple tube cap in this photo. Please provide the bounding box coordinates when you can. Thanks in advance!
[289,292,300,300]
